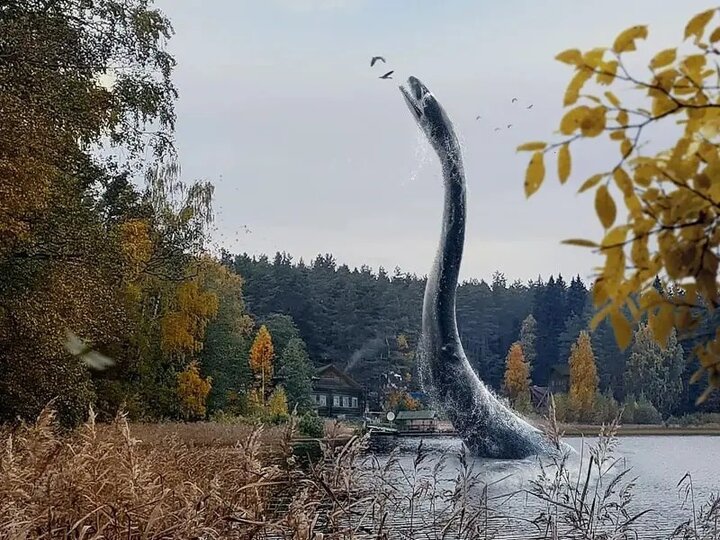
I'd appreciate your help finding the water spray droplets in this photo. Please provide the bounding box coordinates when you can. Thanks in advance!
[405,126,433,186]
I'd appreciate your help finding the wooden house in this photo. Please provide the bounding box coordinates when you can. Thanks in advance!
[311,364,365,418]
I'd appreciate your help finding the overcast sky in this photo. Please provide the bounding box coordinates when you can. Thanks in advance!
[155,0,710,282]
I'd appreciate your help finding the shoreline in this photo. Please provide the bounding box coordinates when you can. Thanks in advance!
[367,423,720,439]
[558,424,720,437]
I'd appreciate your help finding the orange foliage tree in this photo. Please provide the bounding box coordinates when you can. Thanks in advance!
[176,361,212,420]
[249,325,275,405]
[569,331,599,420]
[503,342,531,405]
[388,390,420,411]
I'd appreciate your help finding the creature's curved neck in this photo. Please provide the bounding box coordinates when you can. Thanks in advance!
[427,148,465,341]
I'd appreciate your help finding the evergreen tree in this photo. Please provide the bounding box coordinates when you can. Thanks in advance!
[263,314,301,358]
[532,275,567,384]
[519,314,538,367]
[278,338,314,413]
[625,324,685,417]
[566,275,588,317]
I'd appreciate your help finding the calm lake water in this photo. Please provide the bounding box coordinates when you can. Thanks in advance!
[365,435,720,539]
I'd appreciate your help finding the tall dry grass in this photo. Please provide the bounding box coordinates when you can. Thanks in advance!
[1,406,718,539]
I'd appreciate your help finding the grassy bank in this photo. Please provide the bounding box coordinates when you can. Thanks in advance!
[2,409,719,539]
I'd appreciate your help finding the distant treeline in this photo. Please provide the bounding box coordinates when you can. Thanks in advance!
[229,251,720,417]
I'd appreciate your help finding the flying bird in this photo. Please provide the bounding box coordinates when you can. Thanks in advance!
[370,56,386,67]
[507,124,512,129]
[494,127,501,132]
[475,115,482,120]
[379,70,394,79]
[64,329,115,371]
[511,97,518,103]
[527,104,534,109]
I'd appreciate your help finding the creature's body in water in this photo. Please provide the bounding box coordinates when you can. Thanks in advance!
[400,77,558,459]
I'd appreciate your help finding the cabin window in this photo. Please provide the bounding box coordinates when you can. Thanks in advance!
[342,396,349,408]
[351,397,358,408]
[333,395,340,407]
[319,394,326,406]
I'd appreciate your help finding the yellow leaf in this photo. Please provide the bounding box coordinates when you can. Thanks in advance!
[524,152,545,198]
[516,141,547,152]
[558,144,571,183]
[685,9,715,42]
[564,70,592,106]
[613,25,648,53]
[621,138,633,157]
[580,106,607,137]
[610,130,626,141]
[696,385,715,405]
[617,110,629,126]
[555,48,583,65]
[579,173,605,193]
[602,225,628,248]
[560,105,590,135]
[690,367,705,385]
[710,26,720,43]
[650,48,677,69]
[639,288,663,310]
[605,91,621,108]
[650,304,674,346]
[613,168,633,196]
[593,279,609,306]
[583,48,607,68]
[595,185,616,228]
[590,303,612,329]
[562,238,599,248]
[682,54,707,81]
[610,309,633,349]
[652,94,676,117]
[597,61,618,85]
[634,163,656,187]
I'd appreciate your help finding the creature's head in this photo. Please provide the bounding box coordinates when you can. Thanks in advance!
[400,76,459,159]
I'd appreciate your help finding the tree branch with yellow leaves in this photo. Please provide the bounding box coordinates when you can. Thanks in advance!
[520,7,720,400]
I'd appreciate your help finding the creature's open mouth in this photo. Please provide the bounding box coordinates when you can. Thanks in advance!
[399,76,426,120]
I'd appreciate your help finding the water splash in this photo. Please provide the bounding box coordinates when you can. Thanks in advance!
[404,125,433,186]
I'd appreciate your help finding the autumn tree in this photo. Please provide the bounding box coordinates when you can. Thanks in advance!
[249,325,275,405]
[176,361,212,420]
[267,386,289,420]
[520,7,720,400]
[569,331,599,420]
[504,342,531,405]
[197,259,254,415]
[388,390,420,412]
[625,324,685,416]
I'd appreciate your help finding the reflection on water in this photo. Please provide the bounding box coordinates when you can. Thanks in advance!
[365,435,720,538]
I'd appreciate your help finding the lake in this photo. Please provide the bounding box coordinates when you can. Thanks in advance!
[363,434,720,539]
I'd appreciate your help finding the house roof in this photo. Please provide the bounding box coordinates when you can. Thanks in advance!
[396,410,437,420]
[313,364,362,390]
[551,364,570,377]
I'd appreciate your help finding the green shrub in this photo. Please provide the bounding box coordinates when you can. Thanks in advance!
[551,393,573,423]
[623,395,661,424]
[593,391,621,424]
[299,411,324,438]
